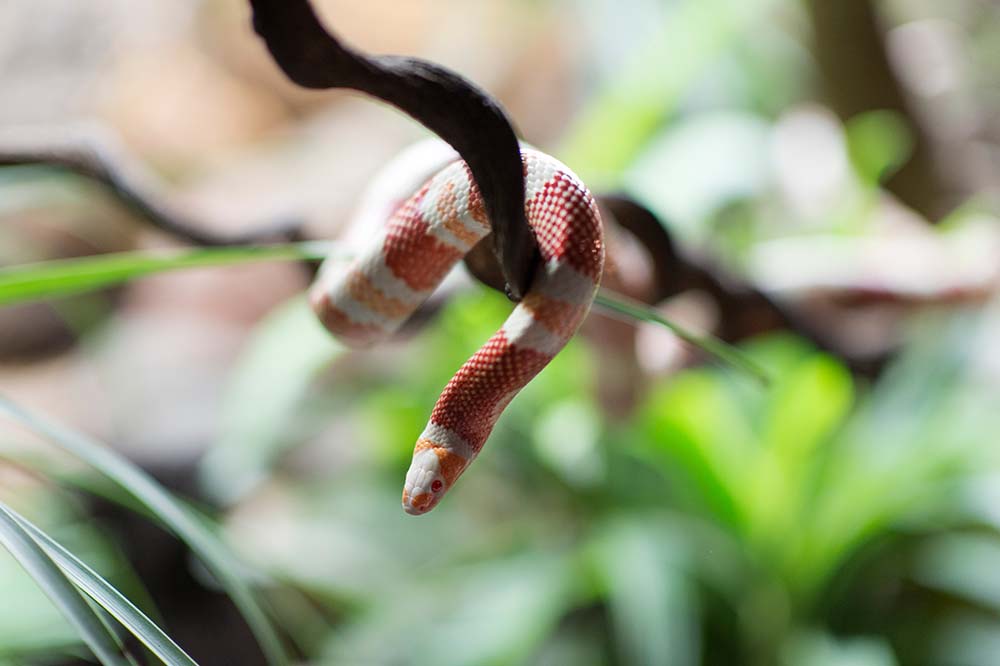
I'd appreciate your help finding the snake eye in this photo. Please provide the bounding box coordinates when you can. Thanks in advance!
[431,479,443,493]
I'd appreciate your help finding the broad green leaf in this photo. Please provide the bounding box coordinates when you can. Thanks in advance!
[0,503,130,666]
[640,371,755,528]
[588,518,698,666]
[201,296,344,504]
[8,508,198,666]
[0,242,337,306]
[763,354,853,462]
[0,397,288,666]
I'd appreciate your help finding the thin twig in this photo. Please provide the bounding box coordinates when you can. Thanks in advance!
[598,195,890,376]
[0,125,305,246]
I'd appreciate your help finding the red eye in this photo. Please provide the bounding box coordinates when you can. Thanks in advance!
[431,480,443,492]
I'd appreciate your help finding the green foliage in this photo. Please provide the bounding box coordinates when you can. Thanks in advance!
[201,295,344,504]
[0,243,334,306]
[3,505,197,665]
[0,503,132,666]
[845,111,915,186]
[0,397,288,666]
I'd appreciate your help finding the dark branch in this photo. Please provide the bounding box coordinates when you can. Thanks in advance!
[247,0,537,300]
[0,127,304,246]
[599,195,890,377]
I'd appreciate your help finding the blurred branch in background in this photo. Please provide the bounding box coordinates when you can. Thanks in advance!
[600,196,895,377]
[806,0,969,220]
[0,125,305,247]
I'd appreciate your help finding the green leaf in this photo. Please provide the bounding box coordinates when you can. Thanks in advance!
[640,371,755,527]
[0,242,337,306]
[763,354,853,462]
[7,507,198,666]
[0,397,288,666]
[0,503,130,666]
[589,518,699,666]
[845,110,914,186]
[201,296,344,504]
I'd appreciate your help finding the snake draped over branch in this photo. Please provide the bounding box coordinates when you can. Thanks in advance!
[310,144,604,515]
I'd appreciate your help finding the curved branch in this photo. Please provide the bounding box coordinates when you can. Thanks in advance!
[0,127,304,247]
[248,0,537,299]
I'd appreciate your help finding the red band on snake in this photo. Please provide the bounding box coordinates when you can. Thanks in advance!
[310,146,604,515]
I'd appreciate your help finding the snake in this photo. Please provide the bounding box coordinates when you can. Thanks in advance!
[309,142,604,515]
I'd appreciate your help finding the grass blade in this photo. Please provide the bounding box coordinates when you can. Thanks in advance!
[3,244,766,386]
[0,242,338,306]
[7,507,198,666]
[0,502,131,666]
[594,289,771,386]
[0,397,288,666]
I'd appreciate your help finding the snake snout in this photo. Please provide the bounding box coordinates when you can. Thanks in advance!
[402,448,448,515]
[402,490,438,515]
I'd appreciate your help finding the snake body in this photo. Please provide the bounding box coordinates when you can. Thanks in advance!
[310,146,604,514]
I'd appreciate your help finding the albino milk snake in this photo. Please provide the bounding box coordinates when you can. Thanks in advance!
[309,142,604,515]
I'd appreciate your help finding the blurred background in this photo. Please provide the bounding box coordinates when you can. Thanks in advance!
[2,0,1000,664]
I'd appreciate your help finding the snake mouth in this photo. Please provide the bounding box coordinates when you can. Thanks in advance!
[402,490,436,515]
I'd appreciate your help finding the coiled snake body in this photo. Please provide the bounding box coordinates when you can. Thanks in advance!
[310,146,604,514]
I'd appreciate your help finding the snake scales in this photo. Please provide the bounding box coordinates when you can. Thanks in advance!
[310,143,604,514]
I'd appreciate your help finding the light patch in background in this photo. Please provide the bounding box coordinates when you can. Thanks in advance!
[747,213,1000,297]
[771,105,853,221]
[636,291,720,375]
[888,19,964,98]
[533,399,604,488]
[626,111,771,237]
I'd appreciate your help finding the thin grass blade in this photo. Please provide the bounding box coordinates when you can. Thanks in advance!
[0,397,288,666]
[0,242,338,306]
[8,507,198,666]
[5,243,767,389]
[0,503,131,666]
[594,289,771,386]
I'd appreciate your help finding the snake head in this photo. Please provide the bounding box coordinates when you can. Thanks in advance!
[402,448,447,515]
